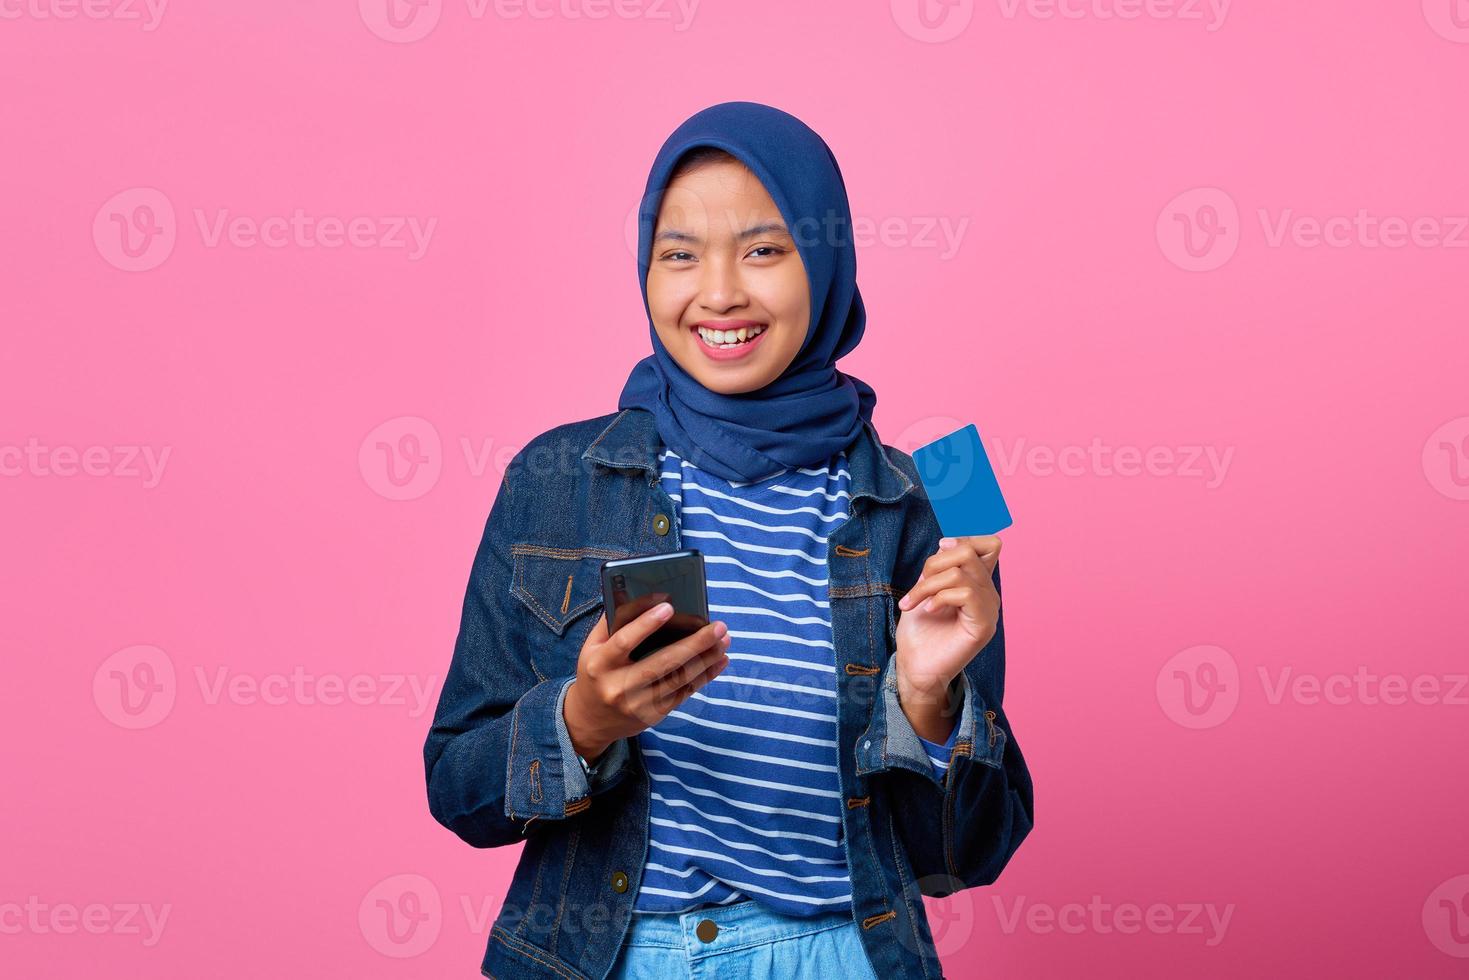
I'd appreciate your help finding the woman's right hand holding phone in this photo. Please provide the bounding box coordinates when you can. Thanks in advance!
[563,598,729,764]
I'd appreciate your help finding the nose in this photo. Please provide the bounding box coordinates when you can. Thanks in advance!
[697,255,748,314]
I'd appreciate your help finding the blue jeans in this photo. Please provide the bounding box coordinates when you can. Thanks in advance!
[607,898,882,980]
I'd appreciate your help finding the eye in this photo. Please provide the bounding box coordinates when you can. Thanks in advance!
[747,245,787,259]
[659,250,696,263]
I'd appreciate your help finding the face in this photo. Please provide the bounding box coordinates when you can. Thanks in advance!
[645,158,810,394]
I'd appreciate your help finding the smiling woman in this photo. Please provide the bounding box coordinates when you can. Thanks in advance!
[423,101,1031,980]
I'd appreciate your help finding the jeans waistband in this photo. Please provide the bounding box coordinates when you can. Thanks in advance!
[622,899,854,957]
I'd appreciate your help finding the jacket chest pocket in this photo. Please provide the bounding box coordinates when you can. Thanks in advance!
[509,545,630,673]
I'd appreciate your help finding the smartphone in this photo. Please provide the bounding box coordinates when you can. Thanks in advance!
[601,550,710,662]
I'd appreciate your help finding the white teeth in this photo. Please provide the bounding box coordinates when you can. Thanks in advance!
[698,324,765,348]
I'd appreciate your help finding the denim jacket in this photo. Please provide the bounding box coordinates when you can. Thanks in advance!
[423,407,1034,980]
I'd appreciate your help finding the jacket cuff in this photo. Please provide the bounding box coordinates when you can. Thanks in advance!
[503,675,630,821]
[855,654,978,784]
[553,677,631,800]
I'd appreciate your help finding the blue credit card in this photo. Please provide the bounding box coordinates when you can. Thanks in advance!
[911,423,1013,537]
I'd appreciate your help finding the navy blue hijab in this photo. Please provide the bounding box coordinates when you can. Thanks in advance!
[617,101,876,484]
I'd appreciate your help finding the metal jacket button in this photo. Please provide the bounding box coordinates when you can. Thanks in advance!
[610,870,628,893]
[696,919,719,942]
[652,513,670,536]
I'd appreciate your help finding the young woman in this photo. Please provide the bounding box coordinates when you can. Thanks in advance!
[424,101,1033,980]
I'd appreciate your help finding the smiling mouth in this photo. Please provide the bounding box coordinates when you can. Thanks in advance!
[692,322,767,348]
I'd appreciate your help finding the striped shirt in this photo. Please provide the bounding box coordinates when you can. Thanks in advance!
[631,447,956,917]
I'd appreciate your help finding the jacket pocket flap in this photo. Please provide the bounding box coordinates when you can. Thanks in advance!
[509,545,627,636]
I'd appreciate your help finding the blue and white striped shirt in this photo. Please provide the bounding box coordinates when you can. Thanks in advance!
[631,447,957,916]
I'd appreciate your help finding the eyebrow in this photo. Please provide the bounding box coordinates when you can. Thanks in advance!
[653,221,791,245]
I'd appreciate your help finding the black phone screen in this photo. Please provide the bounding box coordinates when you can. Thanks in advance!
[601,550,710,662]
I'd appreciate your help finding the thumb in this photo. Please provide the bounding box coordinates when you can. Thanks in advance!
[585,607,610,649]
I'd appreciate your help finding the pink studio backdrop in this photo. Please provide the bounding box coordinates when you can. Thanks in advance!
[3,3,1467,978]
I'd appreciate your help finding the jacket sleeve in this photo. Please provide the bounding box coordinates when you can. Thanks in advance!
[422,457,632,848]
[853,491,1034,896]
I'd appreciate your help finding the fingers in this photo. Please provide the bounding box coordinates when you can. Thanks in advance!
[586,607,729,729]
[957,534,1002,575]
[664,610,710,635]
[638,621,729,683]
[913,545,968,588]
[898,536,1001,610]
[921,585,976,615]
[585,608,609,646]
[599,591,669,644]
[654,644,729,705]
[924,584,1000,647]
[650,646,729,717]
[623,641,729,730]
[936,535,1001,572]
[598,599,679,664]
[898,563,982,612]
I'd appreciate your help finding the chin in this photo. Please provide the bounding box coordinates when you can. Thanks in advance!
[687,367,758,394]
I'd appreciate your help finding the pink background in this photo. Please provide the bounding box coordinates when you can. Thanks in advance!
[3,2,1468,977]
